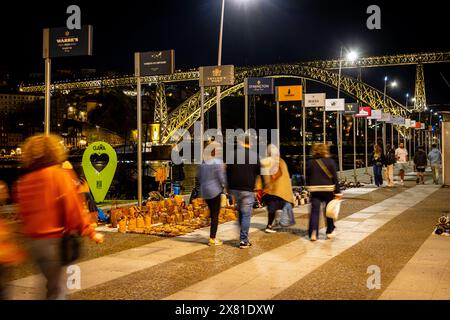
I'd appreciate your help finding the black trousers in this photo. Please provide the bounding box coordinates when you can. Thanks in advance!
[206,194,221,239]
[264,194,286,227]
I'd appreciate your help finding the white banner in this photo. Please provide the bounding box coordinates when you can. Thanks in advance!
[379,112,392,123]
[404,119,411,128]
[421,123,425,130]
[325,99,345,111]
[410,120,416,128]
[368,109,382,120]
[305,93,326,107]
[394,117,405,126]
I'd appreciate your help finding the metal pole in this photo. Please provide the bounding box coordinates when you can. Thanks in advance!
[216,0,225,133]
[44,58,51,135]
[302,89,306,180]
[365,117,368,174]
[200,86,205,162]
[391,123,394,147]
[337,47,343,178]
[375,120,378,145]
[323,107,326,143]
[353,115,357,182]
[135,53,143,208]
[244,79,249,132]
[276,101,280,148]
[409,128,412,162]
[383,78,387,154]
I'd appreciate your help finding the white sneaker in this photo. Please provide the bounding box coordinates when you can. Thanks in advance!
[265,227,277,234]
[310,231,317,241]
[326,231,337,239]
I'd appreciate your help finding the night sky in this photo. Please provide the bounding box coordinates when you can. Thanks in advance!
[0,0,449,103]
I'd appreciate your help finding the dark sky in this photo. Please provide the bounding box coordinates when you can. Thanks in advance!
[0,0,449,103]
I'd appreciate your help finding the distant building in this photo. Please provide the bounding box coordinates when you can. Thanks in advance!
[0,93,43,114]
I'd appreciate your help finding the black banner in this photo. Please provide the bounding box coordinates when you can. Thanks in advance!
[43,25,93,58]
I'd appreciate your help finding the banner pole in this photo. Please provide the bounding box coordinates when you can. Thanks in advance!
[276,101,280,149]
[200,86,205,162]
[44,57,51,135]
[244,79,249,132]
[135,53,143,208]
[353,115,357,183]
[365,117,368,174]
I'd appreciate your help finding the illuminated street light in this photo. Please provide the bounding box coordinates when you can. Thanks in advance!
[347,51,358,62]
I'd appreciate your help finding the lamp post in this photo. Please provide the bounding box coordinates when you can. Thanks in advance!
[216,0,226,133]
[336,48,358,178]
[382,77,397,153]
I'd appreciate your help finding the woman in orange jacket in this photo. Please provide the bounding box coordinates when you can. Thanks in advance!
[15,134,104,300]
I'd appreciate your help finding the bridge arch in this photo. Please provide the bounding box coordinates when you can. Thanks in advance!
[162,65,410,143]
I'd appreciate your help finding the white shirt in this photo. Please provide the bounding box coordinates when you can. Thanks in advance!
[395,148,408,163]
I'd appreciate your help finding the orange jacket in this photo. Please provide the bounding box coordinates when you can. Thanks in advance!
[0,219,25,265]
[15,165,95,239]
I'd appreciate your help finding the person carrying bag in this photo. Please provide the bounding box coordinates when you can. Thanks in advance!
[306,144,342,241]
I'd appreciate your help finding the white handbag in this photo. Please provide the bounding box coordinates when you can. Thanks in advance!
[326,199,342,220]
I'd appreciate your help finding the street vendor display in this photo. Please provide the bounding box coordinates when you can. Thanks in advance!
[111,196,237,237]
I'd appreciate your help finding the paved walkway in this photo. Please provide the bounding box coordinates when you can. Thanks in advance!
[7,176,450,300]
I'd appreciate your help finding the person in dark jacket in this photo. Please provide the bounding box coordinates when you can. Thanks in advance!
[198,141,227,246]
[385,144,396,187]
[226,135,260,249]
[306,143,342,241]
[370,144,385,187]
[414,146,427,184]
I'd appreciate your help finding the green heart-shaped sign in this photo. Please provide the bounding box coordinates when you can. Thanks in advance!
[82,141,117,203]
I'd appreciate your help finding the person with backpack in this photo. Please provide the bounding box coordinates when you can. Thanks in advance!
[414,146,428,184]
[370,144,386,187]
[385,144,396,187]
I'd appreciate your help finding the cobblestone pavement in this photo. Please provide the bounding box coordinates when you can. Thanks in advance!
[5,173,450,300]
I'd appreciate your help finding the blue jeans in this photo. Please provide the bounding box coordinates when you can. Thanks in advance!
[230,190,255,243]
[373,165,383,187]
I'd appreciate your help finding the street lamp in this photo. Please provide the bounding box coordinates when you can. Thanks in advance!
[382,77,397,152]
[337,48,358,178]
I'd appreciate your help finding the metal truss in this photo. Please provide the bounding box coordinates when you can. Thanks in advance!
[303,52,450,69]
[414,64,427,112]
[153,83,169,138]
[19,52,450,93]
[162,65,410,143]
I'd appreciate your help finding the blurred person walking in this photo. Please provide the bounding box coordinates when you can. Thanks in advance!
[14,134,104,300]
[385,144,396,187]
[198,141,227,246]
[414,146,427,185]
[428,144,442,185]
[395,142,409,186]
[306,144,342,241]
[226,135,260,249]
[0,181,25,300]
[370,144,385,187]
[260,144,295,233]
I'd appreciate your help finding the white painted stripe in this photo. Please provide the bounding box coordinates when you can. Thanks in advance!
[379,232,450,300]
[166,185,440,300]
[4,183,383,300]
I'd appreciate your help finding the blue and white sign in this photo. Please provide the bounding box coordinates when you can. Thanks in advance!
[244,77,274,95]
